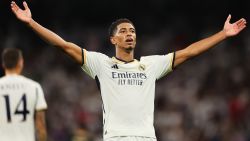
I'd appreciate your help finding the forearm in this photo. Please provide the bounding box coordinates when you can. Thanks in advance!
[174,30,227,67]
[35,111,47,141]
[27,19,67,48]
[186,30,227,57]
[37,129,47,141]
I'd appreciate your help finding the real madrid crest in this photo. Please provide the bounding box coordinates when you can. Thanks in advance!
[139,64,146,71]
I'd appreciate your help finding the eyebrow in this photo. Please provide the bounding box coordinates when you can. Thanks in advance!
[119,28,135,31]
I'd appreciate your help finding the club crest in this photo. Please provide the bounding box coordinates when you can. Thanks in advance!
[139,64,146,71]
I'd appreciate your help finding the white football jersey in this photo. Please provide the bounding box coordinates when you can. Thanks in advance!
[81,49,174,139]
[0,74,47,141]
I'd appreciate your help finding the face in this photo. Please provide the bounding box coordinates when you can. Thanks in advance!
[111,23,136,50]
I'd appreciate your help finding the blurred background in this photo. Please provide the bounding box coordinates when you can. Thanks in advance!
[1,0,250,141]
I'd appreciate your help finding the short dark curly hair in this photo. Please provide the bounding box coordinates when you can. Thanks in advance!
[2,48,23,69]
[108,18,135,37]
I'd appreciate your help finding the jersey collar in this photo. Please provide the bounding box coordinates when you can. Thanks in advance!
[112,57,138,64]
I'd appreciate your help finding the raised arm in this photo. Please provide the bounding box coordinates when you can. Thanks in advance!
[174,15,247,68]
[35,110,47,141]
[11,1,83,65]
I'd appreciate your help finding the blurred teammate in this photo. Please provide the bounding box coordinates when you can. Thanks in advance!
[0,48,47,141]
[10,1,246,141]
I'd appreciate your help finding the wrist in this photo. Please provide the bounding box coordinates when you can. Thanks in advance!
[26,18,34,27]
[220,30,228,39]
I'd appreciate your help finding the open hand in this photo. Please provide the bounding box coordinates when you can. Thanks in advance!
[11,1,32,24]
[223,14,247,37]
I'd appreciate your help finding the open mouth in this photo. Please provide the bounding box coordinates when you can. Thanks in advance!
[125,38,134,43]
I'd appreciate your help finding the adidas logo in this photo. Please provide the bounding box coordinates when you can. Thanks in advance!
[111,64,119,69]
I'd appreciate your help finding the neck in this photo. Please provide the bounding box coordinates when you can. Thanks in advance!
[116,47,134,62]
[5,69,21,76]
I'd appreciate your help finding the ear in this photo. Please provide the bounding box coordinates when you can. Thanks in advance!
[18,58,24,69]
[110,36,116,45]
[17,58,24,74]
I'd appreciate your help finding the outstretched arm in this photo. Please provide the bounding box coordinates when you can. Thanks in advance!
[173,15,247,68]
[11,1,83,65]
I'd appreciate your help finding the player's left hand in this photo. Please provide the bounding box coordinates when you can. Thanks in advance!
[223,14,247,37]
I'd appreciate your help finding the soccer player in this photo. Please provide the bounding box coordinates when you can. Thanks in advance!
[0,48,47,141]
[10,1,247,141]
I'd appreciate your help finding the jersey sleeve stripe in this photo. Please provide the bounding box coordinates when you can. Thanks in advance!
[81,49,84,66]
[82,49,87,65]
[171,52,175,70]
[35,87,38,110]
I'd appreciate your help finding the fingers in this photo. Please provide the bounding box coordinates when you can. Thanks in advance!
[236,18,247,27]
[238,24,247,33]
[11,1,20,12]
[23,1,29,10]
[226,14,231,23]
[236,18,247,33]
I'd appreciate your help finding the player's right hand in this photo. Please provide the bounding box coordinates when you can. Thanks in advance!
[11,1,32,24]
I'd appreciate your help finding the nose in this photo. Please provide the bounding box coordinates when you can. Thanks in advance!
[127,32,133,36]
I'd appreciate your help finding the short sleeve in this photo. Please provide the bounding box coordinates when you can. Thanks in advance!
[35,84,47,111]
[154,52,175,80]
[81,49,107,79]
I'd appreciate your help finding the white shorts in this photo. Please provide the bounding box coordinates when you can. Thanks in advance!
[104,136,157,141]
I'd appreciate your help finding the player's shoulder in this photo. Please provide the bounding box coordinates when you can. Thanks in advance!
[84,49,110,60]
[0,75,40,87]
[0,76,6,83]
[140,55,160,59]
[12,75,42,89]
[21,76,41,87]
[84,49,108,57]
[140,53,173,61]
[140,55,161,62]
[139,53,174,66]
